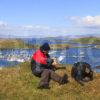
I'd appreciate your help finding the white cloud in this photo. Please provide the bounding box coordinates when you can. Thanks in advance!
[0,22,68,38]
[82,16,100,26]
[68,15,100,27]
[1,16,100,38]
[64,15,100,35]
[0,21,8,27]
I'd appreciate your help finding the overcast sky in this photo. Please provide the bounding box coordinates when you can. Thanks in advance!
[0,0,100,37]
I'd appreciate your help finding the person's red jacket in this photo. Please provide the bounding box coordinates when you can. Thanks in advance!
[32,49,47,64]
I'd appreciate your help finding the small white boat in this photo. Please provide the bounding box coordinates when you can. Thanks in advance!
[49,51,56,54]
[72,55,78,58]
[17,59,25,62]
[80,52,84,55]
[7,56,25,62]
[72,55,85,58]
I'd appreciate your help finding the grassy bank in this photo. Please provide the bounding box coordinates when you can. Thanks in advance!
[0,39,34,49]
[50,44,69,49]
[0,62,100,100]
[0,39,70,49]
[72,37,100,44]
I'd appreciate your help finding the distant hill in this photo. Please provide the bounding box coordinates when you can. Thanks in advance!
[0,39,34,49]
[22,36,71,45]
[0,39,70,49]
[71,37,100,44]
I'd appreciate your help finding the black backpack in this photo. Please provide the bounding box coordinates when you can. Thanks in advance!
[71,62,93,85]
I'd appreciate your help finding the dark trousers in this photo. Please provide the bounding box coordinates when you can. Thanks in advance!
[38,69,62,87]
[31,59,63,87]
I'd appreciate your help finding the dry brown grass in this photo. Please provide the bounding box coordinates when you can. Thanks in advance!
[0,62,100,100]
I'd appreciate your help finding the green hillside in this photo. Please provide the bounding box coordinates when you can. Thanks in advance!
[50,44,70,49]
[0,39,34,49]
[72,37,100,44]
[0,39,70,49]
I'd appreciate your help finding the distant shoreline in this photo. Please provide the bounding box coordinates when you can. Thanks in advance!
[0,37,100,49]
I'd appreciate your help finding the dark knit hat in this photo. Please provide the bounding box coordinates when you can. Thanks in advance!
[40,42,50,51]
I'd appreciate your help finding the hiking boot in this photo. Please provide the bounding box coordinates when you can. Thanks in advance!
[82,77,91,82]
[37,84,50,89]
[59,74,68,85]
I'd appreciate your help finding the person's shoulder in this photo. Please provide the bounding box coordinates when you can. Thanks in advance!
[35,49,40,52]
[33,49,40,54]
[35,49,43,55]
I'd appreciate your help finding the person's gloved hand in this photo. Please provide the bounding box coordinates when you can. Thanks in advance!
[52,58,57,65]
[51,58,58,66]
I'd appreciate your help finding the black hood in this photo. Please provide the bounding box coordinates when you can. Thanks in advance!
[40,43,50,51]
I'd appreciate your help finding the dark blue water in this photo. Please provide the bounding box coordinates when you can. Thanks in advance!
[0,46,100,72]
[0,59,18,67]
[0,49,34,67]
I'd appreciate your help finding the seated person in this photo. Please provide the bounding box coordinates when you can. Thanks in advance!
[31,43,68,89]
[71,62,93,86]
